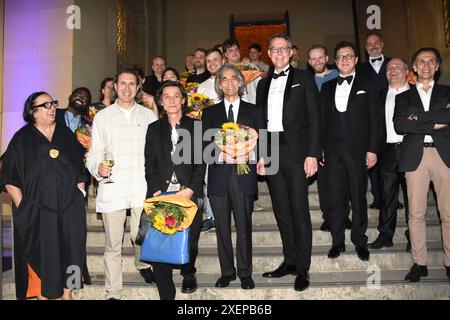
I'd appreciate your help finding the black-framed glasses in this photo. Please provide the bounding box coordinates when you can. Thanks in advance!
[34,100,58,109]
[335,54,355,62]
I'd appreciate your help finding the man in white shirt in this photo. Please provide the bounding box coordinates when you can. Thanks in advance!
[369,58,410,250]
[394,47,450,283]
[86,68,158,300]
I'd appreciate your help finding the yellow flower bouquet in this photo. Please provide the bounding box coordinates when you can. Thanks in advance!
[143,194,197,235]
[187,93,215,120]
[214,122,259,175]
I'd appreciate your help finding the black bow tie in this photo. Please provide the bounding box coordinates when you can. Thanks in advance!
[371,57,383,63]
[337,75,353,85]
[272,71,287,79]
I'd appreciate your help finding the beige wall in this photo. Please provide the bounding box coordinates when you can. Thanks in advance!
[72,0,117,102]
[1,0,74,154]
[165,0,355,70]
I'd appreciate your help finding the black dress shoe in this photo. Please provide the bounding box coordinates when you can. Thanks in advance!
[356,246,370,261]
[181,274,198,294]
[201,218,216,232]
[368,236,393,250]
[445,266,450,282]
[139,267,155,284]
[294,270,310,292]
[404,264,428,282]
[215,274,236,288]
[262,262,297,278]
[320,221,330,232]
[240,277,255,290]
[327,245,346,259]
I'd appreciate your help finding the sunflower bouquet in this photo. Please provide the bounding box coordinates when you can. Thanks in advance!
[214,122,259,175]
[187,93,215,120]
[184,82,200,95]
[143,194,197,235]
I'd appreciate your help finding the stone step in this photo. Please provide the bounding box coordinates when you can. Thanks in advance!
[86,222,442,248]
[4,269,448,300]
[84,242,446,274]
[84,205,440,228]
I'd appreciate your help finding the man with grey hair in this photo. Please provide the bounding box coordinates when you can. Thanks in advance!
[370,58,410,250]
[202,64,264,290]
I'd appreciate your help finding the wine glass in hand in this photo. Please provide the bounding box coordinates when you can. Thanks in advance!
[102,153,115,184]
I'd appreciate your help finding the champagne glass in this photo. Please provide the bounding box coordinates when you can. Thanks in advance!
[102,152,115,184]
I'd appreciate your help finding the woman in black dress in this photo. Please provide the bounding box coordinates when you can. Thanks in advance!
[0,92,88,300]
[144,81,204,299]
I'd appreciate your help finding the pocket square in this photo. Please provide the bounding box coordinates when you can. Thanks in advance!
[356,90,366,95]
[291,84,301,88]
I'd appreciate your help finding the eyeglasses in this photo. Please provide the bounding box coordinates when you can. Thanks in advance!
[34,100,58,109]
[336,54,355,62]
[269,46,291,54]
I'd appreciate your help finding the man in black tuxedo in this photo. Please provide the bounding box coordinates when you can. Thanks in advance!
[369,58,410,250]
[202,64,264,290]
[256,33,321,292]
[359,32,391,211]
[394,47,450,283]
[321,41,383,262]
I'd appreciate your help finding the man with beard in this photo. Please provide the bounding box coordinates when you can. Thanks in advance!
[55,86,93,284]
[56,87,92,132]
[187,48,210,85]
[143,56,166,96]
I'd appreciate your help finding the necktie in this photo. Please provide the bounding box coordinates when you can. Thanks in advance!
[227,104,234,123]
[337,75,353,85]
[272,71,287,79]
[371,56,382,63]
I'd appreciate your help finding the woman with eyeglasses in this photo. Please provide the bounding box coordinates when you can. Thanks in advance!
[0,92,88,300]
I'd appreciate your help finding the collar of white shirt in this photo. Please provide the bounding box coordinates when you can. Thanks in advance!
[224,98,240,122]
[274,65,290,77]
[388,83,410,94]
[337,71,356,86]
[370,54,384,64]
[417,80,435,92]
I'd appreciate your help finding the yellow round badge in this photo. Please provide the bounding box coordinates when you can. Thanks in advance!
[49,149,59,159]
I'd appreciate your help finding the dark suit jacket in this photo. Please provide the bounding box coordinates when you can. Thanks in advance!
[55,108,91,128]
[256,66,322,163]
[321,72,383,160]
[358,57,391,91]
[394,84,450,172]
[202,100,264,197]
[144,116,205,198]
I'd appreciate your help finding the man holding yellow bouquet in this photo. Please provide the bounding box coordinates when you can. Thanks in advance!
[202,64,264,290]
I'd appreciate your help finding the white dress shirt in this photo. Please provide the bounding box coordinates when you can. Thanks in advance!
[335,72,356,112]
[416,81,435,143]
[224,97,240,123]
[267,66,290,132]
[369,54,384,74]
[198,78,222,104]
[385,83,410,143]
[86,102,158,213]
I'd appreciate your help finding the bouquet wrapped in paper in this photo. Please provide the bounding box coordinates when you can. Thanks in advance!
[75,106,100,150]
[143,194,197,235]
[214,122,258,175]
[187,93,215,120]
[184,82,200,95]
[139,194,198,265]
[180,71,194,88]
[236,64,266,84]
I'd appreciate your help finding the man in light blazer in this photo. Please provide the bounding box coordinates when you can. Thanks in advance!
[321,41,383,263]
[394,47,450,283]
[256,33,321,292]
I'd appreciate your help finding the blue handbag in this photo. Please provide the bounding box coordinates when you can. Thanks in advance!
[140,225,190,265]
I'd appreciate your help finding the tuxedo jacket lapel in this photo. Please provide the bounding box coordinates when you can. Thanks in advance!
[263,76,272,121]
[347,74,362,110]
[282,67,294,114]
